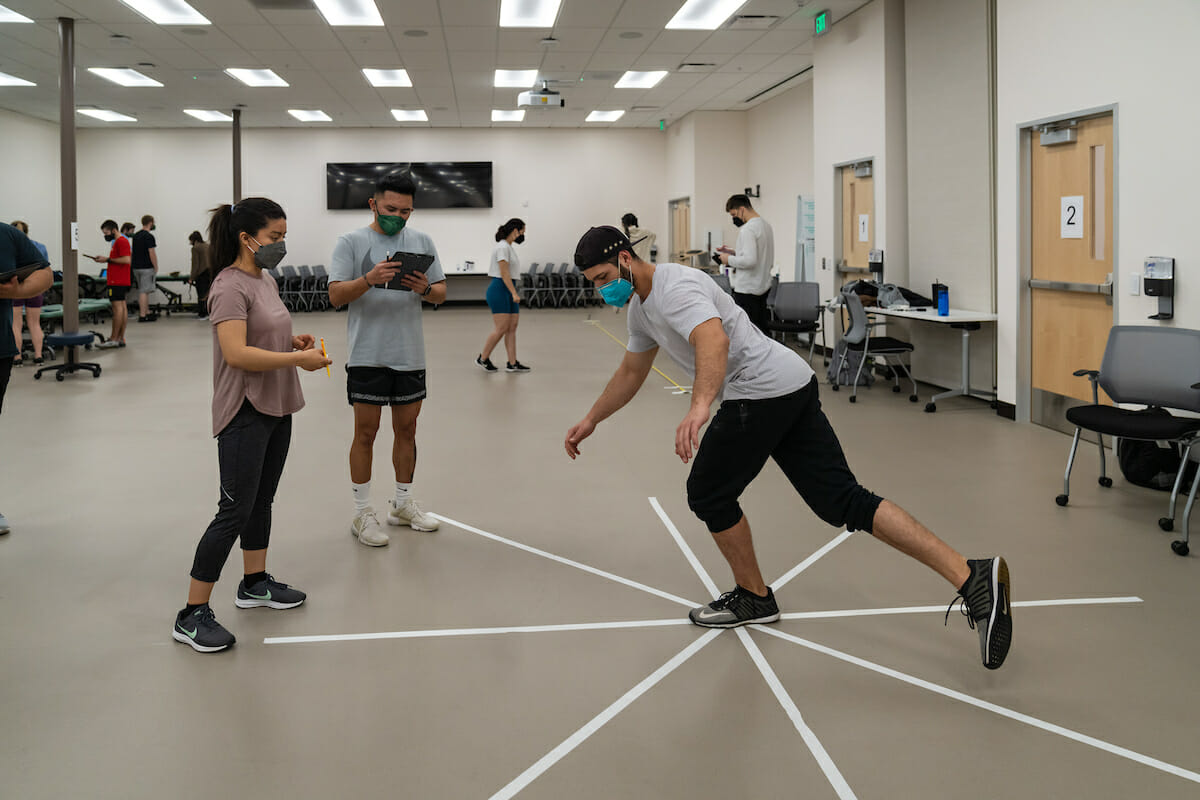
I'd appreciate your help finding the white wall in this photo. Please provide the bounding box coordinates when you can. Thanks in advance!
[75,127,669,278]
[0,110,62,270]
[995,0,1200,405]
[903,0,995,393]
[813,0,908,302]
[747,80,815,281]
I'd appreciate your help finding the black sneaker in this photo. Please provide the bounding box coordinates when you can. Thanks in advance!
[235,574,306,609]
[476,355,498,373]
[689,586,780,628]
[506,361,531,373]
[173,605,236,653]
[947,557,1012,670]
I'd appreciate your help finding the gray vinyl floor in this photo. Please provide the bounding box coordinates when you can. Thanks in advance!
[2,304,1199,799]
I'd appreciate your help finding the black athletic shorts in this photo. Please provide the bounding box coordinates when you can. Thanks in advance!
[106,285,129,301]
[346,366,427,406]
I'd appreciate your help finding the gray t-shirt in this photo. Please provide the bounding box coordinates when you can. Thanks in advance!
[626,263,814,402]
[208,266,305,437]
[329,225,446,371]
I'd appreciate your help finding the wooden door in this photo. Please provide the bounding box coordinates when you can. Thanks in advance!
[841,166,873,269]
[1031,115,1114,404]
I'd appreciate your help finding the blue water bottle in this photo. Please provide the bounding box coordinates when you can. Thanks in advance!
[937,286,949,316]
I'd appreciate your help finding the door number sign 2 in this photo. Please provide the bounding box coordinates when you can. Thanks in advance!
[1061,195,1084,239]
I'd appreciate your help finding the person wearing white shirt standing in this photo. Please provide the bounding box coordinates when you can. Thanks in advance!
[476,217,530,373]
[712,194,773,336]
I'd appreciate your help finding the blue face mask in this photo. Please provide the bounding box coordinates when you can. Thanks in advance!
[598,264,634,308]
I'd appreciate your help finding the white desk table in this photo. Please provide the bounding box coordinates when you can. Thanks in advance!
[863,306,998,412]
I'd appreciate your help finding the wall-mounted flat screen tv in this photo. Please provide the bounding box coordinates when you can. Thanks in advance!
[326,162,493,210]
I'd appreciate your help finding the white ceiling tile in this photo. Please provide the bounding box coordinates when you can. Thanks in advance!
[256,9,327,26]
[594,28,656,53]
[444,27,497,52]
[718,52,781,74]
[276,25,343,51]
[647,30,711,53]
[218,24,294,52]
[400,49,451,70]
[303,50,361,73]
[439,0,498,27]
[761,52,813,74]
[380,0,443,28]
[557,0,622,27]
[750,27,810,54]
[333,28,397,51]
[701,30,769,54]
[539,51,591,72]
[611,0,680,28]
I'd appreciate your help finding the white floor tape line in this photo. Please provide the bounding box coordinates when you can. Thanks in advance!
[770,530,856,592]
[432,512,698,609]
[753,625,1200,786]
[488,629,722,800]
[651,497,858,800]
[779,596,1144,621]
[264,618,692,646]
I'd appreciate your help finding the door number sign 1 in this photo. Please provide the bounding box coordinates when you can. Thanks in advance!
[1061,195,1084,239]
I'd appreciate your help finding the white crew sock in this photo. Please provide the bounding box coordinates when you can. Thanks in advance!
[394,482,412,505]
[352,481,371,513]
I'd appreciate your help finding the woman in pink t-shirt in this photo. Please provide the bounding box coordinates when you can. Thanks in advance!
[172,197,330,654]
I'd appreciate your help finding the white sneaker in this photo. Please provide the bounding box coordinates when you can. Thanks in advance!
[350,507,389,547]
[387,498,440,532]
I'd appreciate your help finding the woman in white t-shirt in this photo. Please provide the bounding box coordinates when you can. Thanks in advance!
[476,217,531,373]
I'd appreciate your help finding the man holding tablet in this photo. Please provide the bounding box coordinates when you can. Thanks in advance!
[1,221,53,535]
[328,175,447,547]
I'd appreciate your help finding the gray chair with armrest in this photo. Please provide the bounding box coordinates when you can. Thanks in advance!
[1054,326,1200,555]
[767,281,826,364]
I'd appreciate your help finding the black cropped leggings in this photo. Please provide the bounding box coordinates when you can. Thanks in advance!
[687,377,883,534]
[190,400,292,583]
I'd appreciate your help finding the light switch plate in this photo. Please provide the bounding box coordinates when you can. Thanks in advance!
[1128,272,1141,296]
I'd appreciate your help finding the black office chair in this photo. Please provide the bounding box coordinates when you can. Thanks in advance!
[767,281,825,364]
[833,290,918,403]
[1054,327,1200,554]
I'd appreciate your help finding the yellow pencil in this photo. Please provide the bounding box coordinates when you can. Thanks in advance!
[320,337,330,375]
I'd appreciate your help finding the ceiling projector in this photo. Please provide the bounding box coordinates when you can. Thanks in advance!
[518,82,565,109]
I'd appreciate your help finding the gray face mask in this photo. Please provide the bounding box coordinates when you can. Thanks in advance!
[249,236,286,270]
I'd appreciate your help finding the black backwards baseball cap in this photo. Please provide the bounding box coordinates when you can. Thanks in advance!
[574,225,634,269]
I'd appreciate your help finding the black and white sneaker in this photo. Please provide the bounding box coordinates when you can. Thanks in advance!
[506,361,531,373]
[173,605,236,653]
[689,586,780,628]
[947,557,1012,670]
[476,355,498,373]
[235,574,307,609]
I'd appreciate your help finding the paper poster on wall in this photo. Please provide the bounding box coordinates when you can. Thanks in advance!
[858,214,870,243]
[1061,196,1084,239]
[70,222,78,251]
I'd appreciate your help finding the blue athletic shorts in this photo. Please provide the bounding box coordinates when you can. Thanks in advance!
[485,278,519,314]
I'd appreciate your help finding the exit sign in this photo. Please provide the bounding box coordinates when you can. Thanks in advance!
[814,9,831,36]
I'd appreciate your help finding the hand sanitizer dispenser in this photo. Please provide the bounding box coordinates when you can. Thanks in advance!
[1144,257,1174,320]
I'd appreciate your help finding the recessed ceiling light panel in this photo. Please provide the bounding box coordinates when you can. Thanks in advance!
[118,0,209,25]
[586,110,625,123]
[614,70,668,89]
[363,68,412,87]
[289,109,332,122]
[184,109,233,122]
[225,68,288,87]
[0,70,35,86]
[88,67,163,87]
[491,109,526,122]
[0,4,34,23]
[391,109,429,122]
[494,69,538,88]
[78,109,137,122]
[665,0,748,30]
[312,0,383,26]
[499,0,562,28]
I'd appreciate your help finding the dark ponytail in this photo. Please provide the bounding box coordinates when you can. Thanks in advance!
[207,197,286,274]
[494,217,526,242]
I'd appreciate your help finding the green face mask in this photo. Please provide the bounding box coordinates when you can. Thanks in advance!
[377,214,405,236]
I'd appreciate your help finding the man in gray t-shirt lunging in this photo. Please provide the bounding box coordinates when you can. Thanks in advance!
[328,176,447,547]
[565,225,1013,671]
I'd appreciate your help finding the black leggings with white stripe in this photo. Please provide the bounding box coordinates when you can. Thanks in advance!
[190,400,292,583]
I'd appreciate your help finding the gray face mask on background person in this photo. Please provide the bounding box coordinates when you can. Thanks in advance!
[248,236,286,270]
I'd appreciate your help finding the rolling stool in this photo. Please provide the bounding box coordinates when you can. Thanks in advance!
[34,332,101,382]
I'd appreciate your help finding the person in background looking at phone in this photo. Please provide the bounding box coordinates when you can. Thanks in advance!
[476,217,530,374]
[327,175,447,548]
[90,219,131,348]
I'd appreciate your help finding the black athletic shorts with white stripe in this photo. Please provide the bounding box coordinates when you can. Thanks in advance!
[346,366,427,406]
